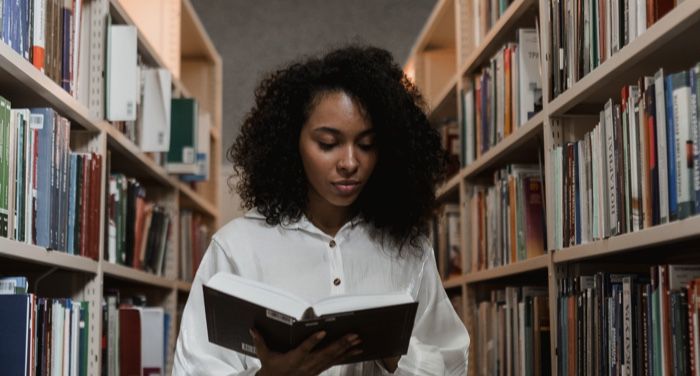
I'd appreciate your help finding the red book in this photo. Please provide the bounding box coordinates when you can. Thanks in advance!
[90,153,102,261]
[524,177,545,258]
[655,0,675,23]
[119,307,141,376]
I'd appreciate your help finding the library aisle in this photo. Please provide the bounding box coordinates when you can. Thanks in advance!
[0,0,220,374]
[416,0,700,374]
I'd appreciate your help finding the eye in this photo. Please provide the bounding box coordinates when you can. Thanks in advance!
[317,141,336,150]
[358,143,375,151]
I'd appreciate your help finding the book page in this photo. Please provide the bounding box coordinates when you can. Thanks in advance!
[311,292,414,318]
[205,273,311,320]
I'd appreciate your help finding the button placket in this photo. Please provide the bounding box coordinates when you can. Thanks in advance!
[327,238,345,294]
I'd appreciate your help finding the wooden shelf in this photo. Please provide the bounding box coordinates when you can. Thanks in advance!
[458,0,538,77]
[0,238,99,273]
[109,0,192,98]
[176,280,192,293]
[101,261,175,289]
[436,171,463,201]
[443,276,465,289]
[181,0,221,63]
[463,254,549,284]
[103,123,175,188]
[553,215,700,264]
[429,75,458,123]
[548,0,700,116]
[407,0,456,60]
[178,182,219,218]
[463,111,544,179]
[0,42,102,133]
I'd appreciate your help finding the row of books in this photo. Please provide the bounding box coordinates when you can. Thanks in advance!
[102,291,169,376]
[0,276,89,376]
[179,210,210,282]
[430,203,463,279]
[549,0,679,98]
[0,0,82,93]
[104,21,211,182]
[461,28,543,166]
[557,265,700,376]
[475,286,551,376]
[0,98,102,259]
[472,0,515,48]
[551,64,700,249]
[468,164,545,272]
[106,174,171,276]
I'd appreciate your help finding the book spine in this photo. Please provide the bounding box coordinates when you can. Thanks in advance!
[692,65,700,215]
[664,75,678,221]
[670,71,694,219]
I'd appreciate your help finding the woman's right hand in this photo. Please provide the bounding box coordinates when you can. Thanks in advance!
[250,329,362,376]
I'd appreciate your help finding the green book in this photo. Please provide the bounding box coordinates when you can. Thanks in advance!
[0,96,10,238]
[166,98,198,174]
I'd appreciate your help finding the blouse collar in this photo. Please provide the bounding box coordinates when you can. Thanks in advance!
[243,208,364,235]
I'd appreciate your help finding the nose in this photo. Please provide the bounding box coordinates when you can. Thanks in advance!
[337,145,359,175]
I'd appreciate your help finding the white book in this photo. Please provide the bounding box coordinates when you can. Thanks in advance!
[578,138,589,244]
[605,0,612,60]
[518,301,526,376]
[31,0,46,72]
[7,108,16,240]
[637,0,647,36]
[63,303,71,376]
[671,71,694,218]
[604,100,618,236]
[638,83,649,229]
[106,25,138,121]
[138,68,172,152]
[611,0,619,53]
[654,69,670,223]
[517,29,541,125]
[140,307,165,375]
[592,127,600,240]
[71,303,80,376]
[629,0,637,44]
[51,300,64,376]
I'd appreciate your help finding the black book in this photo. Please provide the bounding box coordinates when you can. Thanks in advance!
[203,273,418,363]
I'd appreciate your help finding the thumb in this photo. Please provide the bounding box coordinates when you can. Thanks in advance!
[249,328,270,359]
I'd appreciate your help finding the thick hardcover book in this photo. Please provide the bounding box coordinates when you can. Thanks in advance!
[203,273,418,363]
[166,99,199,174]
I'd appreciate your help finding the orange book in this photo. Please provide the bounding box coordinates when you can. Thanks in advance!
[504,46,512,136]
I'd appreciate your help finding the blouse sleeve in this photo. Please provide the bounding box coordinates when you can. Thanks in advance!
[384,248,470,375]
[173,239,261,376]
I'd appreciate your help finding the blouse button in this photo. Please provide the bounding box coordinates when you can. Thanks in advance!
[333,278,341,286]
[329,240,336,248]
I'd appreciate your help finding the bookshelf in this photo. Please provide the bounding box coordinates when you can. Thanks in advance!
[0,0,221,374]
[408,0,700,374]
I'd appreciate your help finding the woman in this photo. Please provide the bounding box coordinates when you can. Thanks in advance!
[173,45,469,375]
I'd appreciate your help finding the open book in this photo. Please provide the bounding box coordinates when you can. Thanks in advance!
[203,272,418,363]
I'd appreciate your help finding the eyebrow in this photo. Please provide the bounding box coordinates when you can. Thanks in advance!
[312,127,375,137]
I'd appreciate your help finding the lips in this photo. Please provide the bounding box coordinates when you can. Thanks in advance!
[332,181,361,195]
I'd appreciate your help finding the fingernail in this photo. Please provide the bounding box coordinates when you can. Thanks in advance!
[316,331,327,340]
[249,329,256,339]
[352,338,362,346]
[347,334,359,342]
[351,349,363,356]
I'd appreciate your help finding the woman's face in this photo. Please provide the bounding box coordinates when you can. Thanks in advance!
[299,90,378,209]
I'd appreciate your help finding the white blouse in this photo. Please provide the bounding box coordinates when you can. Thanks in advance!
[173,210,469,375]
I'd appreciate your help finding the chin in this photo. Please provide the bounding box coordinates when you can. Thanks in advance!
[326,194,359,208]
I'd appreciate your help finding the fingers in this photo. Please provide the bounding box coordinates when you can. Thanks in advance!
[305,334,362,373]
[294,330,327,355]
[249,329,270,359]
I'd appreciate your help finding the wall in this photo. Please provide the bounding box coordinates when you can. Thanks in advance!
[191,0,437,223]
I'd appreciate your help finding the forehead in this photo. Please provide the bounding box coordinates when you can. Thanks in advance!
[304,91,372,134]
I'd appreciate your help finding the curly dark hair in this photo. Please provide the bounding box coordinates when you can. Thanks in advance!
[229,44,449,251]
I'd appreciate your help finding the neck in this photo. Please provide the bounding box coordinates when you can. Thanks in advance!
[305,191,353,237]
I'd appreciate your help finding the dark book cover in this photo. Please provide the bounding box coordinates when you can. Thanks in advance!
[0,294,31,375]
[203,285,418,363]
[119,307,142,376]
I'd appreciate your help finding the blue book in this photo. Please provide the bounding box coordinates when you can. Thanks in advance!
[18,0,29,60]
[29,108,55,249]
[691,65,700,214]
[0,294,31,376]
[664,75,678,220]
[67,154,77,254]
[2,0,13,49]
